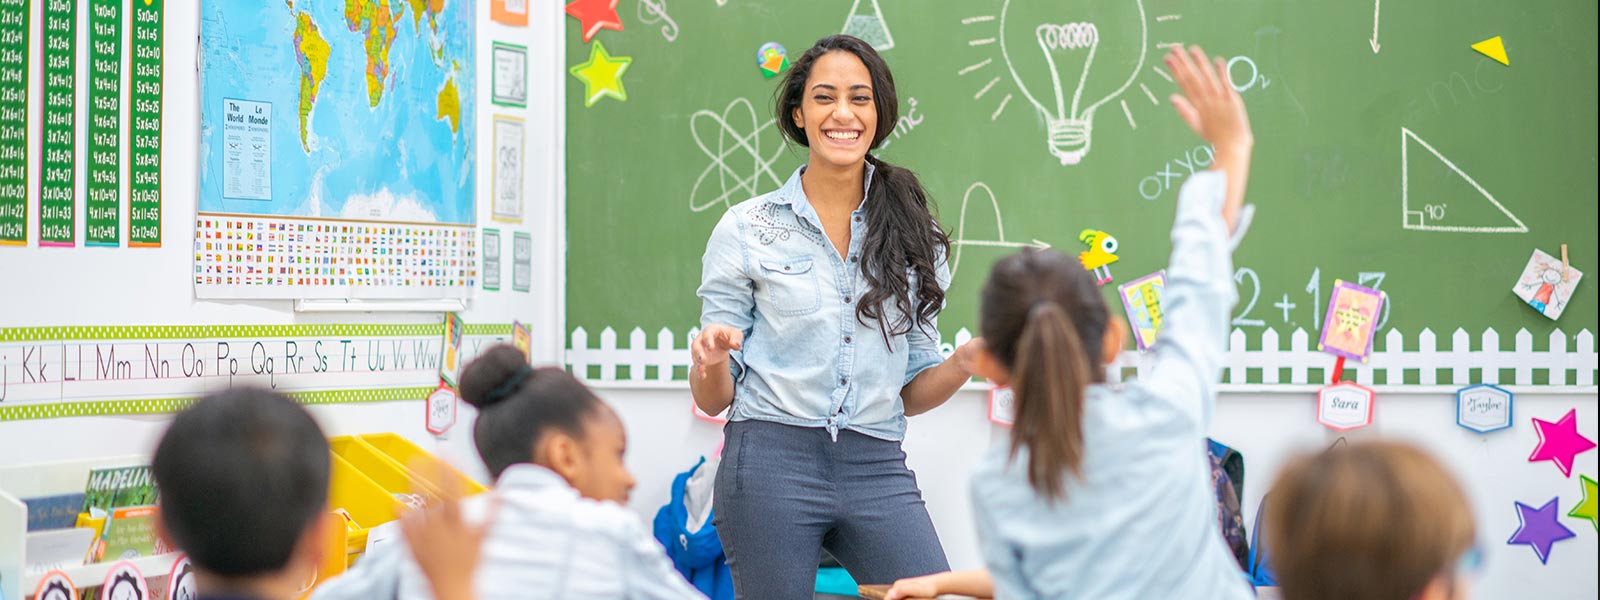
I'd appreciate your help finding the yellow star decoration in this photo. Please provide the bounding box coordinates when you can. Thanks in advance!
[1570,474,1599,532]
[569,41,631,107]
[1334,307,1368,335]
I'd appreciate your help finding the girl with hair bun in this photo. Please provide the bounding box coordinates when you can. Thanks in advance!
[312,345,706,600]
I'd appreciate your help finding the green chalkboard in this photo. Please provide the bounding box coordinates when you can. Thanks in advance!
[566,0,1598,352]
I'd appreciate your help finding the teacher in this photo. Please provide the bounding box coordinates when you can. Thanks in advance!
[691,35,981,600]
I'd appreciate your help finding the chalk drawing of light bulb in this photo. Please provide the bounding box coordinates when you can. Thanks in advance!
[999,0,1147,165]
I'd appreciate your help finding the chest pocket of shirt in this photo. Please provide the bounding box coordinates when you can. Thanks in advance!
[757,257,820,316]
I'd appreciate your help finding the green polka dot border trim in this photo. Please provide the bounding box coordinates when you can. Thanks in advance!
[464,323,513,336]
[0,386,439,422]
[1,323,516,342]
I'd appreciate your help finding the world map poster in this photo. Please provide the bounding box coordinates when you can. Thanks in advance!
[196,0,477,299]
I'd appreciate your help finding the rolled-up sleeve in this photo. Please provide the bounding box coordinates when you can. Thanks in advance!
[697,210,756,381]
[903,252,951,386]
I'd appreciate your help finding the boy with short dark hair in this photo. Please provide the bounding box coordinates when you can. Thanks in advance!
[153,388,333,600]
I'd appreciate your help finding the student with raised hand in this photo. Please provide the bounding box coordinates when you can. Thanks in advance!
[312,345,706,600]
[1266,441,1481,600]
[691,33,983,600]
[885,44,1256,600]
[152,388,337,600]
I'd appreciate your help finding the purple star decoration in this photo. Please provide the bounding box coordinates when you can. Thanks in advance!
[1506,498,1577,564]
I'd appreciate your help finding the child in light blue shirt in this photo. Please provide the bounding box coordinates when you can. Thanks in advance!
[886,45,1256,600]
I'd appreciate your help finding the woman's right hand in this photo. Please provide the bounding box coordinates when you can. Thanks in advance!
[691,324,744,380]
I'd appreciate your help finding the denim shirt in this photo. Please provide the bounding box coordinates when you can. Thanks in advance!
[698,163,948,441]
[968,171,1255,600]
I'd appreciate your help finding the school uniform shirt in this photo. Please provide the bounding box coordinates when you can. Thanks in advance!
[309,464,706,600]
[969,171,1256,600]
[698,162,949,441]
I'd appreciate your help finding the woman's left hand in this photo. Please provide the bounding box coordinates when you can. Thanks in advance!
[952,337,986,378]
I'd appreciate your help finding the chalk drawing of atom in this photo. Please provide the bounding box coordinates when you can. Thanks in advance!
[690,98,788,213]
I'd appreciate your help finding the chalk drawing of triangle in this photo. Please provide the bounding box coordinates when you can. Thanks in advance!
[842,0,895,51]
[1400,127,1527,233]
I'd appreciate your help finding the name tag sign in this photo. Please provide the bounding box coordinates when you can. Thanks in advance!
[1317,382,1375,432]
[426,383,458,435]
[989,386,1016,427]
[1456,384,1514,433]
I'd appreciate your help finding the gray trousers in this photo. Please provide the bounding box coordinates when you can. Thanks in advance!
[714,419,950,600]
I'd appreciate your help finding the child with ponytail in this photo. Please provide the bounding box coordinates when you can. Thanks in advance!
[885,45,1256,600]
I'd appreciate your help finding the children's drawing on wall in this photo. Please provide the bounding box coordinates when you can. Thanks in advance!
[1512,248,1582,320]
[1119,271,1165,350]
[1078,229,1118,285]
[1318,280,1386,363]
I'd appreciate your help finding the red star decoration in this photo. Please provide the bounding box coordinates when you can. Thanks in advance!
[565,0,623,43]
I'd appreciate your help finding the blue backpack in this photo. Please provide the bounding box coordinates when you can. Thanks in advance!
[1207,439,1249,571]
[1246,493,1276,586]
[1246,437,1347,587]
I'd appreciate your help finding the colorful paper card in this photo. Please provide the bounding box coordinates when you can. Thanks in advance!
[1118,272,1165,350]
[441,313,464,387]
[1512,249,1582,320]
[512,321,531,359]
[1318,280,1386,363]
[491,0,528,26]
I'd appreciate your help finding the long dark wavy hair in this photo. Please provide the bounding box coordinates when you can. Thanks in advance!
[774,35,951,344]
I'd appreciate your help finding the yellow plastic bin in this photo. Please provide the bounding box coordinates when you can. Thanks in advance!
[330,436,438,506]
[326,452,404,564]
[356,433,487,495]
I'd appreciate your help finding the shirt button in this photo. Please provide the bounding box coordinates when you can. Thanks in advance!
[844,336,853,343]
[840,377,848,385]
[854,216,862,223]
[783,266,791,271]
[844,296,852,303]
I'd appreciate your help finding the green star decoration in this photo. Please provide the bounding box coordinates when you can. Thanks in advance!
[569,41,631,107]
[1569,474,1599,532]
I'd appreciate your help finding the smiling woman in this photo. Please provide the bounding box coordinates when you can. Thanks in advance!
[688,35,984,600]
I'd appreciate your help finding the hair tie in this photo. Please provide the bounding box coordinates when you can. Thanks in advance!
[484,364,535,406]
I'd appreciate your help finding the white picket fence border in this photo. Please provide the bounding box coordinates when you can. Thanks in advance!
[566,326,1598,395]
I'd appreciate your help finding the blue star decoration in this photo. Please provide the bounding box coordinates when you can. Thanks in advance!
[1507,497,1577,564]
